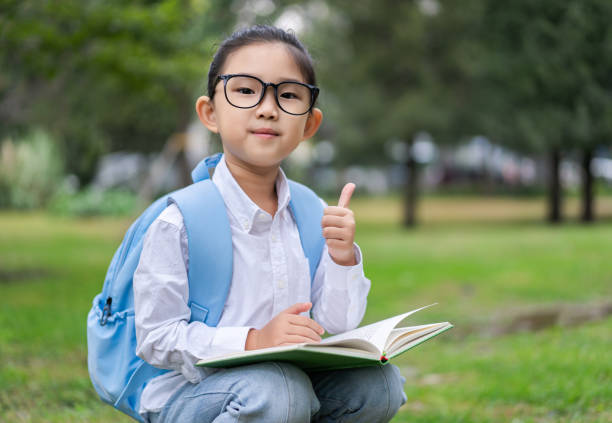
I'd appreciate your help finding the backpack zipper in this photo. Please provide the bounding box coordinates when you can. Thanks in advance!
[100,297,112,326]
[99,219,144,325]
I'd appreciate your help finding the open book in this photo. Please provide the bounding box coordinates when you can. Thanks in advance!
[196,304,453,371]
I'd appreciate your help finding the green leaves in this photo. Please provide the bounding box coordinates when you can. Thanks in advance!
[0,0,225,182]
[479,0,612,151]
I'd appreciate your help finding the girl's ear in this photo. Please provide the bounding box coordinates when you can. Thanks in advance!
[196,96,219,133]
[302,107,323,140]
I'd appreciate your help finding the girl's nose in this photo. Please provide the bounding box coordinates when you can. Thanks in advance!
[255,87,279,119]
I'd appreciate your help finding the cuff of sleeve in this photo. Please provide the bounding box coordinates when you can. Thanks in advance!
[325,243,365,291]
[210,326,252,352]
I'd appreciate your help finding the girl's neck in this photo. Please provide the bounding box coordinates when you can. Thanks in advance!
[224,156,279,216]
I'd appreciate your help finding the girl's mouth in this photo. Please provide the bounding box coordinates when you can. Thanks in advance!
[251,128,279,138]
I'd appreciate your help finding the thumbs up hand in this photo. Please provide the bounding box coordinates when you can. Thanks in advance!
[321,183,357,266]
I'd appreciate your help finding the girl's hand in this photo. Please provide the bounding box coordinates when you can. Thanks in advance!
[322,183,357,266]
[245,302,324,350]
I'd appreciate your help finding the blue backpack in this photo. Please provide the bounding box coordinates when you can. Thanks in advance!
[87,153,325,422]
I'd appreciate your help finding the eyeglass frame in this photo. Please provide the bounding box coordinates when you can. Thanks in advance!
[213,73,320,116]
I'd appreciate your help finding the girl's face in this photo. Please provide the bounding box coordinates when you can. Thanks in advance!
[196,42,322,171]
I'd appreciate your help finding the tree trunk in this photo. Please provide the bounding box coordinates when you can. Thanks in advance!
[580,148,595,223]
[403,154,419,227]
[547,149,562,223]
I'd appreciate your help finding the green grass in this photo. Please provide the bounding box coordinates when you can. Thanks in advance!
[1,196,611,422]
[360,221,612,325]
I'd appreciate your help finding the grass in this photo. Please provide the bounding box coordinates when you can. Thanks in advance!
[1,195,611,422]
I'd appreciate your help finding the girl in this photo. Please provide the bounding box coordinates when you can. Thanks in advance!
[133,25,406,422]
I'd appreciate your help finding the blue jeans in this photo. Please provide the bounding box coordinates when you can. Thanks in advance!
[147,362,407,422]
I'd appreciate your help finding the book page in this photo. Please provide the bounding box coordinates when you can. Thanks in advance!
[304,341,380,356]
[386,323,446,353]
[321,304,437,352]
[312,338,380,354]
[387,323,453,359]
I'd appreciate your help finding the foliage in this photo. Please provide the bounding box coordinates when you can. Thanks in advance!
[300,0,612,163]
[475,0,612,153]
[300,0,483,166]
[0,130,64,209]
[1,198,611,422]
[0,0,235,183]
[48,188,140,217]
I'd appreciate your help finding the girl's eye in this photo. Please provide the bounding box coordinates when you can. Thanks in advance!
[236,87,255,95]
[279,83,308,101]
[280,92,300,100]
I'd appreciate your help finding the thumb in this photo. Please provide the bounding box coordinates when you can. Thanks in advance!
[283,302,312,315]
[338,183,356,208]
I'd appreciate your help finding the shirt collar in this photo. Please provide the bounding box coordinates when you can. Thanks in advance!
[212,155,291,233]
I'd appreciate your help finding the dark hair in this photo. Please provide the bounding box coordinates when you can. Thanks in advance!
[207,25,317,99]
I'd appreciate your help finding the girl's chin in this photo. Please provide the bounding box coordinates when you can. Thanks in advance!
[228,152,285,169]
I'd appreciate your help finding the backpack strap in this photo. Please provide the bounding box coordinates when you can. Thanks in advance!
[168,179,233,327]
[192,153,325,283]
[191,152,223,183]
[174,153,325,327]
[288,180,326,282]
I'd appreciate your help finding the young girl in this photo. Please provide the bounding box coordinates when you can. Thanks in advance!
[133,25,406,422]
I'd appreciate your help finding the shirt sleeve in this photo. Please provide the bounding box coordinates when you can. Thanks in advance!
[133,205,251,384]
[310,199,371,334]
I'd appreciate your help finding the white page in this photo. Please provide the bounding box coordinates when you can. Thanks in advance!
[309,338,380,354]
[387,323,453,359]
[320,304,437,352]
[386,323,446,353]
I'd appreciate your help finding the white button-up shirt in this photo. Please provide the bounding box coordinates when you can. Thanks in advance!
[133,156,371,415]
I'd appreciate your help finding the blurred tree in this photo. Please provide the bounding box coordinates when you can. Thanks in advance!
[303,0,482,226]
[308,0,612,224]
[0,0,235,184]
[476,0,612,223]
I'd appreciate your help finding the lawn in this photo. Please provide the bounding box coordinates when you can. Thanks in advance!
[1,195,611,422]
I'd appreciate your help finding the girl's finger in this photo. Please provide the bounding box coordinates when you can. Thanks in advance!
[285,325,322,343]
[321,215,345,228]
[289,314,325,334]
[323,206,353,217]
[281,302,312,315]
[325,239,348,250]
[279,335,320,345]
[322,226,349,241]
[337,183,355,208]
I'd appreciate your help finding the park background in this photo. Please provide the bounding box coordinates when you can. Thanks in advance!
[1,1,611,422]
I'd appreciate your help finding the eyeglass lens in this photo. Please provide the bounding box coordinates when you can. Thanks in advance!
[224,75,313,115]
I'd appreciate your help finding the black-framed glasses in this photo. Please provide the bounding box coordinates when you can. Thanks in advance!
[214,74,319,115]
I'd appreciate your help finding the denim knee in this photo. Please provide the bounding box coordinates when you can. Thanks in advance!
[312,364,406,423]
[354,365,406,422]
[147,362,320,423]
[382,364,407,419]
[242,362,319,422]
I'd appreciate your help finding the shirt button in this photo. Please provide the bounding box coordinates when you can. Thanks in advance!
[271,233,277,242]
[277,279,286,289]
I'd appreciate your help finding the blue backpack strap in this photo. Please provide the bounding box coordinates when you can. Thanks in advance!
[191,152,223,183]
[288,180,326,282]
[182,153,324,311]
[168,179,233,326]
